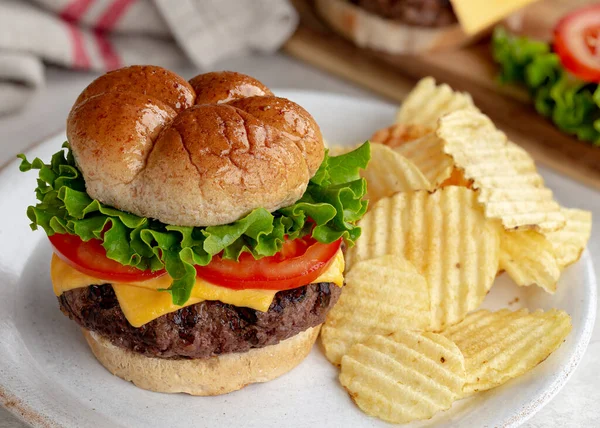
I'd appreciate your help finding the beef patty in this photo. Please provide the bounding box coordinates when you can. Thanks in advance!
[351,0,456,27]
[59,282,341,359]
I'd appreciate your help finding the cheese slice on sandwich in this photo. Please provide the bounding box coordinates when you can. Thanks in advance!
[451,0,538,34]
[51,250,345,327]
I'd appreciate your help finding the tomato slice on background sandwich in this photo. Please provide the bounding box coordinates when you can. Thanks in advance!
[554,4,600,83]
[492,4,600,146]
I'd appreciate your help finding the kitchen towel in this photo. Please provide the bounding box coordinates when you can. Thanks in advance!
[0,0,298,115]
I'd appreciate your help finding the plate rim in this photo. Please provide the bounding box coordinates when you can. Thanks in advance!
[0,132,65,428]
[502,250,597,428]
[0,89,597,428]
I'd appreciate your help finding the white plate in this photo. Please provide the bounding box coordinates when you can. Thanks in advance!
[0,90,596,428]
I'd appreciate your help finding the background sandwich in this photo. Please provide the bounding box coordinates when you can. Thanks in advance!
[315,0,471,54]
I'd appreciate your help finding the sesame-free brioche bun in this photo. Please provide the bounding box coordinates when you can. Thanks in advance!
[67,66,324,227]
[83,325,320,396]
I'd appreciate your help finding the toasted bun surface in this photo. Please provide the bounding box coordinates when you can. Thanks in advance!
[67,66,324,227]
[315,0,474,54]
[83,325,320,396]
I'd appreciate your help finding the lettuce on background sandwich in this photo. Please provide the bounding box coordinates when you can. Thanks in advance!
[19,66,370,395]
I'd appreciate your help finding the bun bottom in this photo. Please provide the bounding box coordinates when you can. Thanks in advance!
[83,325,321,396]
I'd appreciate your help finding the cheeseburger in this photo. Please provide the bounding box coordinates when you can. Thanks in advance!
[19,66,369,395]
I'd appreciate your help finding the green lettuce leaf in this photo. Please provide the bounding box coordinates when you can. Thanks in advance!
[492,26,600,145]
[19,142,370,305]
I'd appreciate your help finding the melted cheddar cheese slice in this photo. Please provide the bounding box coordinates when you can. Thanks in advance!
[451,0,537,35]
[51,250,345,327]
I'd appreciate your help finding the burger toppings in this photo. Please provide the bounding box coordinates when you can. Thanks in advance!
[19,141,369,306]
[49,232,166,282]
[50,252,345,327]
[194,235,343,290]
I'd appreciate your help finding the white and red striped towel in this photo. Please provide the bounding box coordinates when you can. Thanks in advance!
[0,0,298,115]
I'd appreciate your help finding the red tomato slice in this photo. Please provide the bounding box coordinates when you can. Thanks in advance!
[49,233,165,282]
[195,236,342,290]
[554,4,600,82]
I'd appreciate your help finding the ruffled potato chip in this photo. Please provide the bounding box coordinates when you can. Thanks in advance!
[361,143,431,203]
[371,123,433,147]
[499,229,561,293]
[544,208,592,268]
[346,187,500,330]
[443,309,572,395]
[396,77,478,127]
[340,331,465,424]
[438,110,564,232]
[321,255,430,365]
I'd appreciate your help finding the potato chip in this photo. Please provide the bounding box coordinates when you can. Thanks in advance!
[321,255,430,365]
[499,229,561,293]
[506,141,539,177]
[443,309,572,394]
[340,331,465,424]
[370,123,433,147]
[389,131,455,188]
[438,110,564,231]
[544,208,592,268]
[370,123,453,188]
[362,143,431,202]
[346,187,500,330]
[439,167,473,188]
[396,77,479,128]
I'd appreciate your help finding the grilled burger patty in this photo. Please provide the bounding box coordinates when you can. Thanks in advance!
[59,282,341,359]
[350,0,456,27]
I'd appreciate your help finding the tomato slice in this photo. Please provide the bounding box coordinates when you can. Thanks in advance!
[49,233,165,282]
[195,236,342,290]
[50,232,342,290]
[554,4,600,82]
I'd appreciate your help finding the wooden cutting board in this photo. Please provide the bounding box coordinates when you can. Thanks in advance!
[284,0,600,191]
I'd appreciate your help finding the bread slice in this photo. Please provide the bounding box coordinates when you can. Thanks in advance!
[83,325,321,396]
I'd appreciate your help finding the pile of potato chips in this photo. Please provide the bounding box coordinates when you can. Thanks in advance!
[322,77,592,424]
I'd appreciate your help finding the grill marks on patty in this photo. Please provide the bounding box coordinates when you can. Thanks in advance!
[351,0,456,27]
[58,282,341,359]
